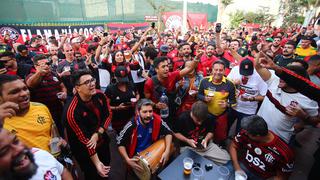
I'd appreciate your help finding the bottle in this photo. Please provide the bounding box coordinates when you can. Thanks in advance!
[160,92,169,118]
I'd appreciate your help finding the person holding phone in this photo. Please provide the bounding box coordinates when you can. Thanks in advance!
[174,101,230,165]
[105,66,140,133]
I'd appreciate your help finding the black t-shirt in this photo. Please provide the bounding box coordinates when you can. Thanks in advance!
[273,55,294,67]
[174,111,215,146]
[105,82,137,131]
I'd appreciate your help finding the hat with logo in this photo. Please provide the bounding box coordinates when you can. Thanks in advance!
[114,66,129,83]
[240,58,254,76]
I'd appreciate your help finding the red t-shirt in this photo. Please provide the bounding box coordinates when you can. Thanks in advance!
[234,130,294,179]
[167,49,178,60]
[144,71,181,103]
[200,54,219,76]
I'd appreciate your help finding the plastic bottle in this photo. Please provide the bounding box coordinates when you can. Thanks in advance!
[160,92,169,118]
[50,123,61,157]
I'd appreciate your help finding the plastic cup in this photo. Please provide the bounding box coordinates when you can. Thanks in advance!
[235,171,248,180]
[217,166,230,180]
[183,157,194,175]
[191,166,204,180]
[50,137,61,156]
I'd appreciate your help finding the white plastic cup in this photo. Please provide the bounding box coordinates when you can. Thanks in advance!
[50,137,61,156]
[191,166,204,180]
[235,170,248,180]
[183,157,194,175]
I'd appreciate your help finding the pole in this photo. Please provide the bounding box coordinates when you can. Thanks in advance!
[182,0,188,34]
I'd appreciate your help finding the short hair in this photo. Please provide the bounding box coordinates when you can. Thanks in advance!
[242,115,268,136]
[153,56,168,68]
[17,45,28,53]
[144,47,158,60]
[71,69,92,86]
[207,43,216,49]
[308,55,320,63]
[286,65,309,80]
[289,59,309,70]
[0,51,15,59]
[285,40,296,48]
[32,54,47,65]
[250,44,259,53]
[136,98,153,111]
[178,42,190,50]
[231,39,240,46]
[0,74,20,96]
[273,36,282,40]
[191,101,208,122]
[87,44,97,53]
[212,60,226,69]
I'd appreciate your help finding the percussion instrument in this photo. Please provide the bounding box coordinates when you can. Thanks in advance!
[133,138,174,180]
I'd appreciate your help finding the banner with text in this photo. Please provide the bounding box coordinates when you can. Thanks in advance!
[0,24,104,43]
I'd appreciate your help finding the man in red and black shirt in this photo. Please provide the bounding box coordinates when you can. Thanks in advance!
[144,54,200,123]
[64,70,112,179]
[229,115,294,180]
[26,54,67,136]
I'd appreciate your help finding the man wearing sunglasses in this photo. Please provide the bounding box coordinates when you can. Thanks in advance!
[25,54,67,136]
[64,69,112,179]
[0,51,32,79]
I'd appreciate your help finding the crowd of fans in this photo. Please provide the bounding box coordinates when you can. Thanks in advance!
[0,22,320,180]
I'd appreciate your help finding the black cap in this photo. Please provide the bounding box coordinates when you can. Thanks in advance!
[240,58,254,76]
[160,45,169,53]
[114,66,129,83]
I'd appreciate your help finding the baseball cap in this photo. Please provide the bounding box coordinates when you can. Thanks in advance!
[114,66,129,83]
[240,58,254,76]
[266,37,273,42]
[160,45,169,53]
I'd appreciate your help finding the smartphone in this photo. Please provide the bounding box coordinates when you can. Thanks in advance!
[103,32,108,37]
[215,23,221,33]
[151,22,155,29]
[109,40,114,48]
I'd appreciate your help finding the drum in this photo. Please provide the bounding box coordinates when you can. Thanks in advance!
[133,138,174,180]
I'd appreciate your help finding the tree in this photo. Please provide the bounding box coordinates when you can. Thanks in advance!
[145,0,173,31]
[217,0,233,22]
[229,10,275,29]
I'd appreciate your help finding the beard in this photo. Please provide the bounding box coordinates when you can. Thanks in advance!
[1,148,38,180]
[183,53,191,58]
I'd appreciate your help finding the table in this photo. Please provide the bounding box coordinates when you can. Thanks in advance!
[158,148,234,180]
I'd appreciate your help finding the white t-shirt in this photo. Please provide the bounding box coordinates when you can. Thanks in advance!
[30,148,64,180]
[227,66,268,115]
[257,71,319,143]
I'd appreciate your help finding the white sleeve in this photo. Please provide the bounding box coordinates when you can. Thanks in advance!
[227,66,238,81]
[265,70,279,89]
[257,76,268,96]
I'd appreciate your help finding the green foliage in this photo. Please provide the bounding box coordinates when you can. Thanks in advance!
[229,10,275,29]
[221,0,233,6]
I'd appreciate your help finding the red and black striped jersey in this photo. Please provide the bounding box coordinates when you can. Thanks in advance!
[234,130,294,179]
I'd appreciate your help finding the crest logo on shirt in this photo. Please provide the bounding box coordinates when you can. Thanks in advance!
[43,170,57,180]
[265,153,275,163]
[37,115,46,125]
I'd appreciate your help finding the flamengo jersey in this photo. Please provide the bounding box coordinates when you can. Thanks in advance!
[234,130,294,179]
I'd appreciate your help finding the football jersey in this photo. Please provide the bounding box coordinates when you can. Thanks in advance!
[234,130,294,179]
[30,148,64,180]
